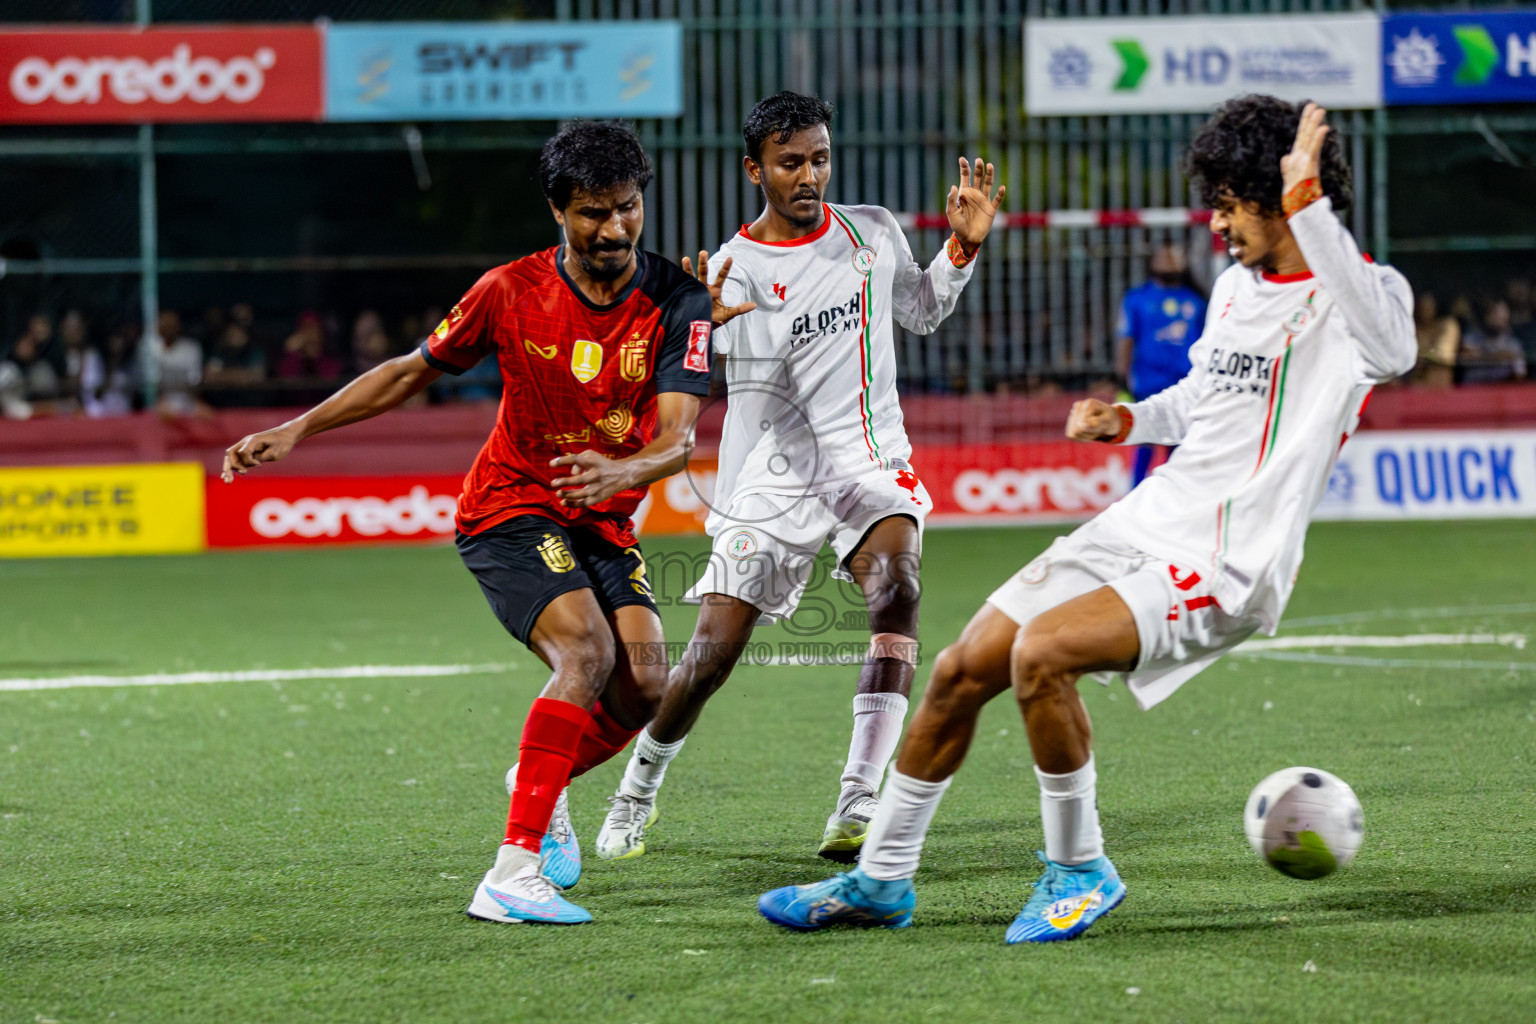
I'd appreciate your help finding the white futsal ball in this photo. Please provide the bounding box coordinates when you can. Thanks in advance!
[1243,767,1363,880]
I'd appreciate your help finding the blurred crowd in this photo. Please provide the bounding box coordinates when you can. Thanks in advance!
[1408,278,1535,388]
[0,303,503,420]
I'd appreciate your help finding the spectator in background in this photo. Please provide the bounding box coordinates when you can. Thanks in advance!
[203,321,268,406]
[277,312,343,380]
[151,309,207,417]
[1411,292,1458,389]
[1113,243,1206,486]
[1508,278,1536,365]
[5,313,63,408]
[350,310,394,374]
[58,310,89,406]
[81,323,138,418]
[1459,299,1526,385]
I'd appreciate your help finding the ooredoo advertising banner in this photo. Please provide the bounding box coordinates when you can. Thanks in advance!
[1025,14,1382,115]
[324,21,683,121]
[0,462,205,557]
[0,26,324,124]
[206,475,463,547]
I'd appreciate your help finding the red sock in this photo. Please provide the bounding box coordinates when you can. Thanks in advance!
[504,697,589,854]
[569,700,642,779]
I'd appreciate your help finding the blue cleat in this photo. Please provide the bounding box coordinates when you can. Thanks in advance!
[1005,852,1126,944]
[507,764,581,890]
[758,869,915,931]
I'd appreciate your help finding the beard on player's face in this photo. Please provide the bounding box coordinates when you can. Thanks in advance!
[769,178,824,227]
[575,239,634,281]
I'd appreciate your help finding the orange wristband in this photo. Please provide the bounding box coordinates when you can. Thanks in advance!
[1283,178,1322,217]
[1102,404,1134,444]
[946,233,978,269]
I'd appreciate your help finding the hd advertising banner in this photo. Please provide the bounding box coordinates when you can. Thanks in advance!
[325,21,683,121]
[1383,11,1536,106]
[0,25,323,124]
[1025,14,1382,116]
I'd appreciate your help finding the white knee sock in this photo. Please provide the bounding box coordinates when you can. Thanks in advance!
[840,692,909,796]
[857,768,952,881]
[618,729,685,800]
[1035,754,1105,865]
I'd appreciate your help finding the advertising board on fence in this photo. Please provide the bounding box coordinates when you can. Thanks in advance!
[0,462,204,557]
[1024,14,1382,115]
[0,26,324,124]
[1383,11,1536,107]
[324,21,683,121]
[206,474,464,547]
[1316,430,1536,521]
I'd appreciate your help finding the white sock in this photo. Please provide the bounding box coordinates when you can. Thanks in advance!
[840,692,909,796]
[1036,754,1105,866]
[490,843,538,883]
[618,729,685,800]
[858,769,952,881]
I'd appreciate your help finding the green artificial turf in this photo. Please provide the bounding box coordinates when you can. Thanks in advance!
[2,521,1533,1023]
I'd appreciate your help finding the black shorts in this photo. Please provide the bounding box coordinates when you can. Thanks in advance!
[456,515,657,647]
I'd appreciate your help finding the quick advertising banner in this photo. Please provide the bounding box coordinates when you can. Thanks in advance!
[0,26,323,124]
[1024,14,1382,116]
[324,21,683,121]
[206,475,464,547]
[1315,430,1536,521]
[0,463,205,557]
[1383,11,1536,106]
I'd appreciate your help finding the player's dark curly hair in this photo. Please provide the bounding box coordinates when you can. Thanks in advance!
[1183,95,1353,217]
[539,120,653,209]
[743,91,835,162]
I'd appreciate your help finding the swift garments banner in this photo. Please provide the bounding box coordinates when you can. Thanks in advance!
[0,26,323,124]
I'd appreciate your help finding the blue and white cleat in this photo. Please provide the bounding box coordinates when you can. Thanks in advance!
[506,764,581,890]
[466,860,592,925]
[1005,852,1126,944]
[758,869,915,931]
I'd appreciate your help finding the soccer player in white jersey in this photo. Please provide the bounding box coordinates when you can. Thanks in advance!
[597,91,1005,862]
[758,97,1416,940]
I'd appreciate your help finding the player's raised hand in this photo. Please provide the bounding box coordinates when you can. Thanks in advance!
[682,250,757,326]
[946,156,1007,251]
[1280,102,1329,194]
[551,449,632,508]
[221,424,300,483]
[1065,398,1124,442]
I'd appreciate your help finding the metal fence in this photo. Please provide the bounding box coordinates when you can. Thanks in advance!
[2,1,1533,398]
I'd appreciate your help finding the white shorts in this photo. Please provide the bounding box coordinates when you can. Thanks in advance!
[684,468,932,623]
[986,521,1261,710]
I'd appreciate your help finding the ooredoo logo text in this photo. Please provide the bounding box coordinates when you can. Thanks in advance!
[250,486,457,540]
[10,44,277,106]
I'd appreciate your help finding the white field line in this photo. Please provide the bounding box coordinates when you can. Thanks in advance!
[1279,602,1536,629]
[0,663,514,693]
[1239,633,1527,652]
[1232,652,1536,672]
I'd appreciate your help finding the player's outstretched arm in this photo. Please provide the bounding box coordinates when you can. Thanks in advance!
[220,350,442,483]
[1281,103,1414,382]
[946,156,1007,257]
[681,251,756,326]
[1066,399,1126,443]
[551,391,701,509]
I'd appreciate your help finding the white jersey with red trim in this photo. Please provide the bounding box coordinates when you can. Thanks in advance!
[707,203,974,522]
[1093,198,1415,632]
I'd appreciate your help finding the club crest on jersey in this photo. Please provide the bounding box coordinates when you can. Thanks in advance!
[536,533,575,573]
[685,320,711,373]
[1282,305,1312,334]
[619,334,650,382]
[852,245,877,275]
[725,530,758,560]
[571,339,603,383]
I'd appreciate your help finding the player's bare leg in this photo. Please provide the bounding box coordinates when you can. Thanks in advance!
[820,514,922,860]
[597,594,759,859]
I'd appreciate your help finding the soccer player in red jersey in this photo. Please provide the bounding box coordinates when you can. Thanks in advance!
[222,121,753,925]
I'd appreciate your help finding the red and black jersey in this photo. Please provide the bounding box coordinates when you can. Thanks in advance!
[421,246,713,547]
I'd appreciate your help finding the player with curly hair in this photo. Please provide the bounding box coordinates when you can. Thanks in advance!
[756,96,1415,942]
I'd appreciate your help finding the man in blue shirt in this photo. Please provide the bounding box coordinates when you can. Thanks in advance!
[1114,244,1206,485]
